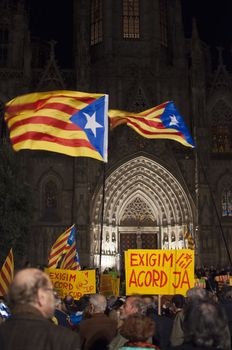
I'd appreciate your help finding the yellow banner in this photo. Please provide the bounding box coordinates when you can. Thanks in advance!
[45,268,96,300]
[99,274,120,296]
[125,249,194,296]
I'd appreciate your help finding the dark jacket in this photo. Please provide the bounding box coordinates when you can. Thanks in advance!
[167,343,219,350]
[0,305,80,350]
[79,312,117,350]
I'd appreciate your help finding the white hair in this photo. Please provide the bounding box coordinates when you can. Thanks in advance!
[89,294,107,313]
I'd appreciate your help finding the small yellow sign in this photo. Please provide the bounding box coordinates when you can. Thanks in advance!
[100,274,120,296]
[45,268,96,300]
[125,249,194,296]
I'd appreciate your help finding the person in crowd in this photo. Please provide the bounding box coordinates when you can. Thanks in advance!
[119,314,158,349]
[52,293,73,329]
[109,295,149,350]
[152,296,176,349]
[167,300,231,350]
[107,297,125,329]
[169,294,186,347]
[219,286,232,345]
[79,293,117,350]
[0,268,80,350]
[170,288,206,347]
[64,295,78,314]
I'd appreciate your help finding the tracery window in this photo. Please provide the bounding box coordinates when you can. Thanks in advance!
[121,197,155,225]
[211,100,232,153]
[221,187,232,217]
[123,0,140,39]
[0,24,8,66]
[41,180,60,221]
[45,181,58,210]
[90,0,103,45]
[159,0,168,47]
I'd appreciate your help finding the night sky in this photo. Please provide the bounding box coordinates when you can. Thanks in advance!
[29,1,232,68]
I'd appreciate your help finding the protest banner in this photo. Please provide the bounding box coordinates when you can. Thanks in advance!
[99,273,120,296]
[125,249,194,296]
[215,274,231,290]
[45,268,96,300]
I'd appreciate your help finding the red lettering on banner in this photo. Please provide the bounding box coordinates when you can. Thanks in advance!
[129,269,168,288]
[138,254,144,266]
[145,271,152,286]
[152,269,160,286]
[138,271,145,287]
[152,270,168,287]
[130,254,138,266]
[180,270,191,289]
[69,274,76,283]
[129,269,137,287]
[162,253,173,267]
[172,270,190,289]
[172,272,181,288]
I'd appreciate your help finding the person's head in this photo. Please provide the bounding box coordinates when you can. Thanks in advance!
[120,314,155,342]
[8,268,56,318]
[141,295,154,307]
[89,294,107,314]
[186,287,207,302]
[172,294,185,310]
[120,296,147,320]
[221,286,232,301]
[183,300,230,349]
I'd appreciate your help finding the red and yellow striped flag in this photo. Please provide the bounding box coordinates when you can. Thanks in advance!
[4,90,108,161]
[48,224,81,270]
[48,225,74,269]
[109,101,195,148]
[184,227,195,250]
[59,225,81,270]
[0,249,14,297]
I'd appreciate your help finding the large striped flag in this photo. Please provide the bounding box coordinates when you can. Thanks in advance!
[48,225,80,270]
[4,90,108,162]
[109,101,195,148]
[0,249,14,297]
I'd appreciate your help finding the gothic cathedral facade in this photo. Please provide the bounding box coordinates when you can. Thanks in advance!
[0,0,232,270]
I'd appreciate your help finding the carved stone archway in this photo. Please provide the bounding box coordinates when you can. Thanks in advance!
[90,156,195,271]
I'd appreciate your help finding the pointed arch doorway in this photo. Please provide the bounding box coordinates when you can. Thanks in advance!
[90,156,195,272]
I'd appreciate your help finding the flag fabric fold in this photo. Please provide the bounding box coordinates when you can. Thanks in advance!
[184,226,195,250]
[0,249,14,297]
[4,90,108,162]
[109,101,195,148]
[48,225,81,270]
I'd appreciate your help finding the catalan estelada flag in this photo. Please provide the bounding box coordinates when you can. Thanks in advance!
[48,225,80,270]
[4,90,108,161]
[0,249,14,297]
[109,101,195,148]
[60,226,81,270]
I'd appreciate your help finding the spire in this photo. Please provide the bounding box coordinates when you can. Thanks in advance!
[37,40,65,90]
[209,47,231,95]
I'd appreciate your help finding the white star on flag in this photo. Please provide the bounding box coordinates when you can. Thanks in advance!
[83,112,103,137]
[169,114,179,127]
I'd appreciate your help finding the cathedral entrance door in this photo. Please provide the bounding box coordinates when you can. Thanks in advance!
[119,231,158,276]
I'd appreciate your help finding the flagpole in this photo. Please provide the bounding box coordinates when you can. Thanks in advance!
[99,162,106,272]
[71,158,76,225]
[196,150,232,268]
[0,102,5,141]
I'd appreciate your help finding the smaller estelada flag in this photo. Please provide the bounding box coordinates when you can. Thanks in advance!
[109,101,195,148]
[0,249,14,297]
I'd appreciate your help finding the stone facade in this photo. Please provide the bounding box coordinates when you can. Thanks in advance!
[0,0,232,270]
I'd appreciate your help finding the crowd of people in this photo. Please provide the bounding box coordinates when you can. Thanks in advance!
[0,267,231,349]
